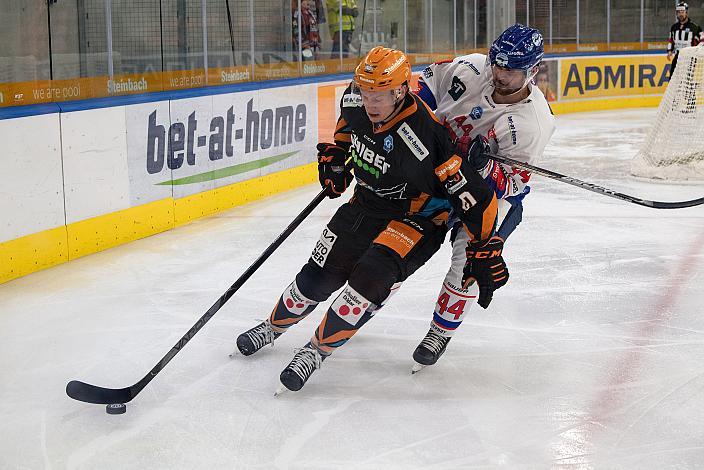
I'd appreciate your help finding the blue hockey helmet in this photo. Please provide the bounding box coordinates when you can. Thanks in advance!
[488,24,544,72]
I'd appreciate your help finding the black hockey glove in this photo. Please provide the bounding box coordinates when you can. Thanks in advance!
[317,143,352,199]
[456,134,491,170]
[462,236,509,309]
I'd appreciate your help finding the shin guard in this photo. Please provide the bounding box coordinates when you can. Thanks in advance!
[311,285,375,355]
[269,281,319,334]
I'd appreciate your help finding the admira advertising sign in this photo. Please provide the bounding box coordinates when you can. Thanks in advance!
[560,55,670,99]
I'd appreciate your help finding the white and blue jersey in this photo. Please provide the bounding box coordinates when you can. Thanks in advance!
[417,53,555,208]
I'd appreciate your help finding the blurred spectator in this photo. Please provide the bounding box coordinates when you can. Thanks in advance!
[667,2,703,77]
[535,63,556,102]
[293,0,321,61]
[315,0,327,24]
[326,0,358,57]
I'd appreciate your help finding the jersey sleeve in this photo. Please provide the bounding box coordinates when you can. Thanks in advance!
[416,78,438,111]
[333,82,361,150]
[416,59,458,112]
[431,133,498,242]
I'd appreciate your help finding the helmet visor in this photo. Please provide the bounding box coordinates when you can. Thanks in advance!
[359,88,400,108]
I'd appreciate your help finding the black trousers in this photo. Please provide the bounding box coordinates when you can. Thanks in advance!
[671,52,679,78]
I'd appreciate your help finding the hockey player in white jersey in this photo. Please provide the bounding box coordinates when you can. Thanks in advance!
[412,24,556,371]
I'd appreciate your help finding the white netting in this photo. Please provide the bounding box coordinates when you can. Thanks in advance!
[631,46,704,181]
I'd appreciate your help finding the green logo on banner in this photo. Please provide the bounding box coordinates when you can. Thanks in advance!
[157,151,298,185]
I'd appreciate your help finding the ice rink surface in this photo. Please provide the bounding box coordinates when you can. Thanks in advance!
[1,108,703,469]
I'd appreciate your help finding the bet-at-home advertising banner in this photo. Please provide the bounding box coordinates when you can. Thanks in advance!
[126,84,318,203]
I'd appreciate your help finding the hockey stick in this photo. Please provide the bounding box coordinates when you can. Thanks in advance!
[488,153,704,209]
[66,186,330,405]
[224,0,237,66]
[357,0,367,57]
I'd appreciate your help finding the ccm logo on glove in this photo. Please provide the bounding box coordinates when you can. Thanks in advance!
[462,236,509,309]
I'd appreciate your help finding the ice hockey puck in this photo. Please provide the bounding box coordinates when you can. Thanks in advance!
[106,403,126,414]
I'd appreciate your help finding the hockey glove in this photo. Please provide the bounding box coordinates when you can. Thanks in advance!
[467,136,491,170]
[456,134,491,170]
[462,236,509,309]
[317,143,352,199]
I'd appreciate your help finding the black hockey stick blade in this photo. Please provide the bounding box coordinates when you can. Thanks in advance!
[66,184,331,406]
[488,153,704,209]
[66,380,134,404]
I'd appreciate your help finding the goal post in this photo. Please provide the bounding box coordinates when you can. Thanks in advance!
[631,46,704,181]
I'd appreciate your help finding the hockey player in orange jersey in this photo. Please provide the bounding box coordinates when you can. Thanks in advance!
[235,46,506,392]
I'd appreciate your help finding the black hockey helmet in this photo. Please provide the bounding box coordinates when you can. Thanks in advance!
[676,2,688,11]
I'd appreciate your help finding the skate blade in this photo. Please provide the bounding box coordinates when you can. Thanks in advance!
[274,385,288,397]
[411,362,427,374]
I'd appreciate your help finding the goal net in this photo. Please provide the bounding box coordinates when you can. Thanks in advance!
[631,46,704,181]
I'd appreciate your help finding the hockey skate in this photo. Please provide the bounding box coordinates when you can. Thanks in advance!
[411,327,451,374]
[277,342,326,393]
[233,320,280,357]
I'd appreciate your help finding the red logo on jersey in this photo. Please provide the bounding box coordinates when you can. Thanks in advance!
[508,167,531,184]
[488,127,497,141]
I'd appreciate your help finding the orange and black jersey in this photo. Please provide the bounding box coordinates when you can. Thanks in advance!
[334,83,497,242]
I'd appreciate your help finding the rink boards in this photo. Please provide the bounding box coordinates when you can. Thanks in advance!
[0,83,327,283]
[0,52,671,284]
